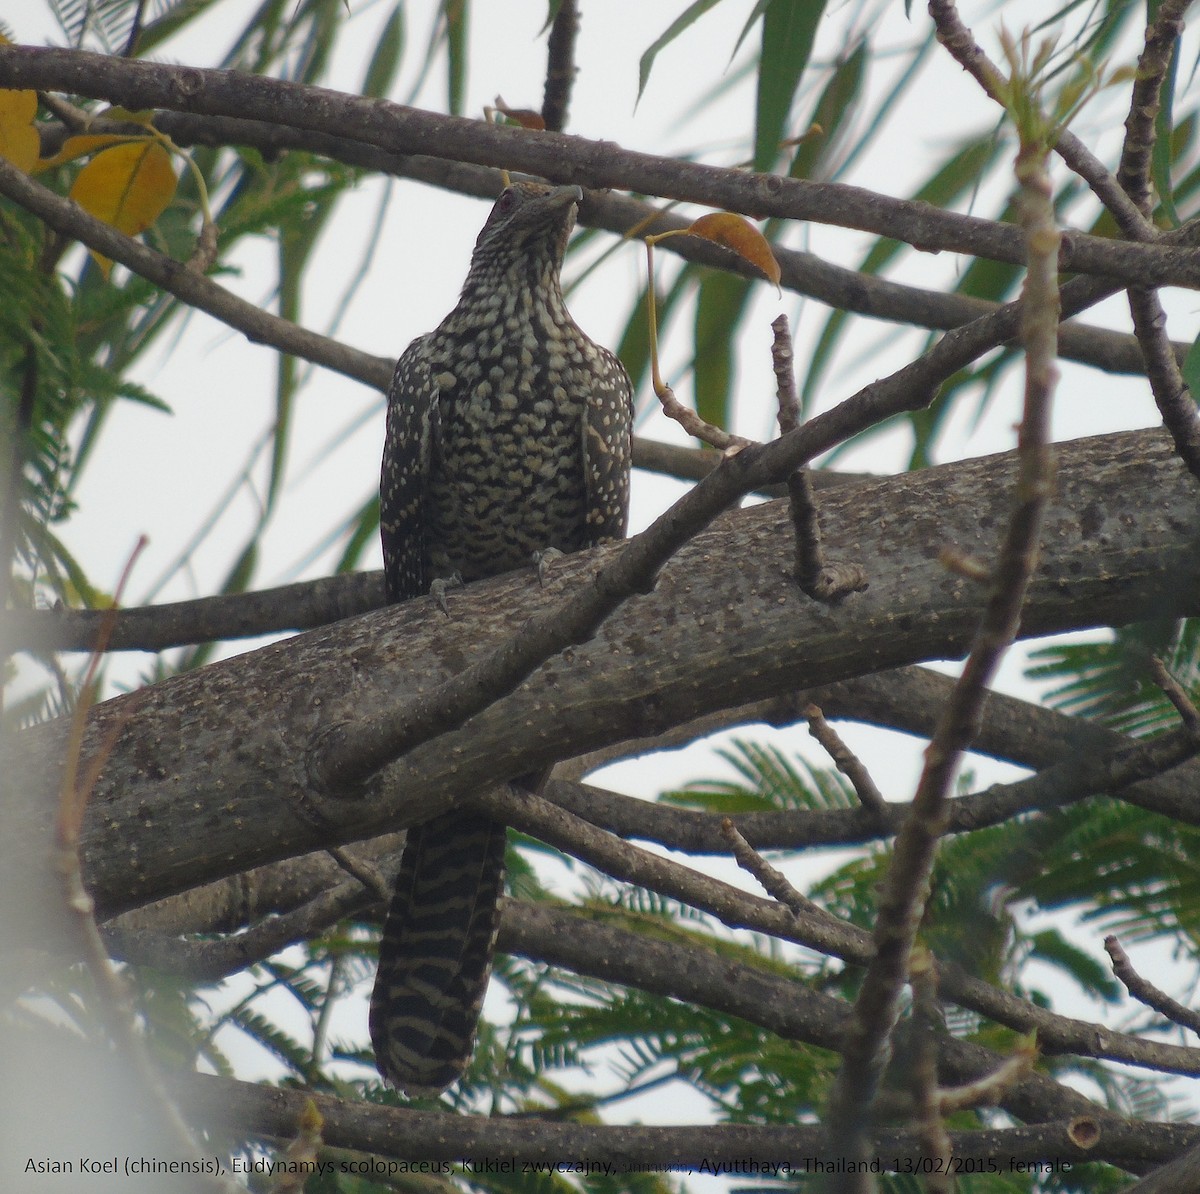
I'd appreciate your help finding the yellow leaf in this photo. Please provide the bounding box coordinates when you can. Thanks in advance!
[0,85,40,174]
[36,133,138,172]
[103,107,157,126]
[686,212,781,287]
[68,139,177,277]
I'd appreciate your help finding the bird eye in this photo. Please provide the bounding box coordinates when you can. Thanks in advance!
[495,188,519,214]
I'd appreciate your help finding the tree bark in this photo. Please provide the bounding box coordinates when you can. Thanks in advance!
[6,428,1198,943]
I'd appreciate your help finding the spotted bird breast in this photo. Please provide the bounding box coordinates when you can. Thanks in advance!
[419,316,600,584]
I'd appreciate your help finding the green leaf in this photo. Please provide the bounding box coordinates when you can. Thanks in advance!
[754,0,827,173]
[802,133,1005,413]
[664,740,857,814]
[294,0,342,85]
[136,0,230,57]
[692,271,753,433]
[362,4,405,98]
[1029,929,1121,1002]
[334,495,382,574]
[1184,330,1200,400]
[787,38,868,182]
[445,0,469,117]
[637,0,726,102]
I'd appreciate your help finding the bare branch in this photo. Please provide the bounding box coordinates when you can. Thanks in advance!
[176,1066,1197,1174]
[928,0,1155,239]
[1117,1,1200,481]
[4,46,1200,287]
[824,44,1063,1169]
[1105,935,1200,1038]
[105,874,383,982]
[11,429,1200,924]
[909,951,954,1194]
[1118,0,1194,217]
[721,817,824,918]
[804,705,887,814]
[30,109,1178,377]
[3,571,386,653]
[473,778,1200,1080]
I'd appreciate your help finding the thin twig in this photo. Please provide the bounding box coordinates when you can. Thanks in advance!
[936,1039,1037,1113]
[771,313,802,435]
[804,704,887,813]
[772,314,824,589]
[645,239,753,452]
[1106,935,1200,1037]
[105,876,385,983]
[909,950,954,1194]
[720,817,823,918]
[1117,0,1194,217]
[326,845,392,902]
[472,775,1200,1078]
[1117,0,1200,481]
[927,0,1155,240]
[1127,287,1200,480]
[1151,656,1200,732]
[771,315,868,603]
[823,33,1062,1169]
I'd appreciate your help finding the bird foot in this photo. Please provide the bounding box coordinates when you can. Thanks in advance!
[531,548,565,588]
[430,572,463,615]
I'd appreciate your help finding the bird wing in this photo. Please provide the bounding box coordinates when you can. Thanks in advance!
[581,346,634,546]
[381,337,440,602]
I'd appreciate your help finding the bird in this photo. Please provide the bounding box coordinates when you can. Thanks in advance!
[371,181,633,1094]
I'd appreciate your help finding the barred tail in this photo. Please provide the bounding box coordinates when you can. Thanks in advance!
[370,811,507,1094]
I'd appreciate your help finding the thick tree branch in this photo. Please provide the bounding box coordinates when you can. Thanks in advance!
[175,1068,1198,1173]
[4,46,1200,287]
[311,200,1194,788]
[546,695,1200,852]
[7,429,1199,936]
[40,109,1184,378]
[0,456,857,654]
[476,767,1200,1079]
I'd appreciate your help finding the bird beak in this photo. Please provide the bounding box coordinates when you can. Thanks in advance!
[547,185,584,208]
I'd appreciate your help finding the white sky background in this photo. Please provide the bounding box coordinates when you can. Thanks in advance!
[14,0,1200,1186]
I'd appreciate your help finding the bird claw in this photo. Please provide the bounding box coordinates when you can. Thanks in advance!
[531,547,565,588]
[430,572,463,615]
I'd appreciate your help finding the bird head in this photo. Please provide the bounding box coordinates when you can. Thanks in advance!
[469,182,582,280]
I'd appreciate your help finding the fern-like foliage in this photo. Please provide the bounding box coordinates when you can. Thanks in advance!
[48,0,193,54]
[0,209,168,620]
[1027,619,1200,736]
[663,739,859,814]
